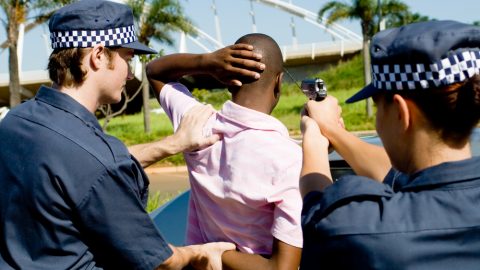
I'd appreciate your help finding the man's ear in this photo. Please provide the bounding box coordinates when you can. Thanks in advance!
[392,94,410,131]
[274,72,283,98]
[89,44,106,70]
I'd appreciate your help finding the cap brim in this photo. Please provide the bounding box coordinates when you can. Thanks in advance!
[120,41,157,55]
[345,83,381,103]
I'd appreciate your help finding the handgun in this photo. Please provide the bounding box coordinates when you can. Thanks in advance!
[300,78,327,101]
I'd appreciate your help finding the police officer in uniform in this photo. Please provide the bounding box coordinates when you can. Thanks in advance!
[0,0,263,269]
[300,20,480,269]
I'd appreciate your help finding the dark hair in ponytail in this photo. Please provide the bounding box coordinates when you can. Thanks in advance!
[387,74,480,145]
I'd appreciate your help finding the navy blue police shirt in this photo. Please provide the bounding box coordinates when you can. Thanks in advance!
[0,86,172,269]
[301,157,480,270]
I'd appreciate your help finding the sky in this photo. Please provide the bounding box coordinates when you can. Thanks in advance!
[1,0,479,73]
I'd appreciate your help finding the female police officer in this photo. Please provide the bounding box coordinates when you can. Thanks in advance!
[300,20,480,269]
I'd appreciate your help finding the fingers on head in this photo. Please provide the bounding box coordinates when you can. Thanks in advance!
[218,242,236,251]
[230,46,262,61]
[231,43,253,51]
[229,65,260,79]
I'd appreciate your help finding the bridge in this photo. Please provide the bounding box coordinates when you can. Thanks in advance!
[0,0,362,107]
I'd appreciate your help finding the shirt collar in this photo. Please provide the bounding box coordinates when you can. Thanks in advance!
[35,85,102,130]
[387,156,480,191]
[219,101,289,137]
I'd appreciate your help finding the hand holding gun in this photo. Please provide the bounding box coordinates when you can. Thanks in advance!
[301,78,327,101]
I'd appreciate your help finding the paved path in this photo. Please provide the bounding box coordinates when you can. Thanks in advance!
[145,166,189,194]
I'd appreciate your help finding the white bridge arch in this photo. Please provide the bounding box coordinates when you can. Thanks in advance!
[180,0,362,62]
[0,0,362,105]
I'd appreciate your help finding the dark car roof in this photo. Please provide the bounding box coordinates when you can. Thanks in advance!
[328,128,480,162]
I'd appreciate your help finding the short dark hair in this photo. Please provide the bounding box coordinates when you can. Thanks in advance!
[385,74,480,144]
[48,47,117,87]
[234,33,283,86]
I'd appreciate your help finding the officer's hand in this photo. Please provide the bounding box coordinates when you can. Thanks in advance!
[301,115,330,150]
[304,96,344,140]
[205,44,265,86]
[189,242,236,270]
[174,104,221,153]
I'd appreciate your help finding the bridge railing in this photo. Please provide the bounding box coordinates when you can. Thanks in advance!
[282,40,362,61]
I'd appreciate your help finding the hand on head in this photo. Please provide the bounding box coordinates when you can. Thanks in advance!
[206,44,265,86]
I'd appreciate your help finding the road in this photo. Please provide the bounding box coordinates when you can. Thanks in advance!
[146,166,190,195]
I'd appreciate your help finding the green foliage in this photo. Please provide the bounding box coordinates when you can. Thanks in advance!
[146,191,181,212]
[334,88,376,131]
[191,89,231,108]
[127,0,195,46]
[319,0,428,37]
[101,112,188,166]
[272,94,305,134]
[315,54,365,92]
[280,82,304,97]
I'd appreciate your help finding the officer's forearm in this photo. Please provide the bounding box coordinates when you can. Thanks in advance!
[328,127,390,182]
[128,134,184,168]
[300,125,332,198]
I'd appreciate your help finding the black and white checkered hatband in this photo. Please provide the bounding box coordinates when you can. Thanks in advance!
[372,49,480,91]
[50,25,137,49]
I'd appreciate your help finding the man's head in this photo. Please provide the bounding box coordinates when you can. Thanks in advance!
[47,0,155,94]
[229,33,284,114]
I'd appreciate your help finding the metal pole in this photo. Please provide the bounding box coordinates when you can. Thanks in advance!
[17,23,25,81]
[212,0,223,47]
[377,0,385,31]
[250,0,257,33]
[289,0,297,48]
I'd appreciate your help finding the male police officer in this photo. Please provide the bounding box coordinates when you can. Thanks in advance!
[0,0,262,269]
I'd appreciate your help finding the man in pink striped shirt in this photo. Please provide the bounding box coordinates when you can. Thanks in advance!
[147,33,303,270]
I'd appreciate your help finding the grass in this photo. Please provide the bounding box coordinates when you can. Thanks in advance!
[146,191,182,213]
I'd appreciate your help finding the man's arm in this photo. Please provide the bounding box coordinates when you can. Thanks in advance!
[299,115,333,197]
[146,44,265,99]
[304,97,391,182]
[221,239,301,270]
[128,104,220,168]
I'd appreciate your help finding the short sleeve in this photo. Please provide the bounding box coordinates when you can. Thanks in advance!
[158,83,201,131]
[302,175,394,237]
[269,162,303,248]
[76,169,172,270]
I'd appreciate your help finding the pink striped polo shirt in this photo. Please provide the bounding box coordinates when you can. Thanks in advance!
[159,83,303,255]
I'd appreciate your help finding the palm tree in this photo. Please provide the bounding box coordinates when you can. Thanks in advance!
[0,0,72,107]
[385,11,431,28]
[128,0,195,133]
[319,0,409,117]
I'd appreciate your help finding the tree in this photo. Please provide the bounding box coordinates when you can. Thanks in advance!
[385,11,431,28]
[127,0,195,133]
[0,0,72,108]
[319,0,409,117]
[98,79,146,130]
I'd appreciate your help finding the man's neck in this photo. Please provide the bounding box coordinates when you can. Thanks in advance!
[232,89,273,115]
[57,83,100,113]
